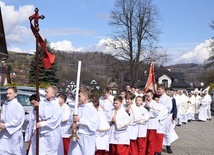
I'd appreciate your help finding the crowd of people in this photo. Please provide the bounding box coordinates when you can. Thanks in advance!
[171,89,212,124]
[0,85,212,155]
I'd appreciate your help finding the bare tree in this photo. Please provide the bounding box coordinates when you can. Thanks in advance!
[108,0,166,86]
[205,20,214,68]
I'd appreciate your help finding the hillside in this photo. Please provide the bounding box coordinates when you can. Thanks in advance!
[165,63,214,84]
[3,51,214,87]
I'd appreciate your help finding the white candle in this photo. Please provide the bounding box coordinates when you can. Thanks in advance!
[74,61,81,115]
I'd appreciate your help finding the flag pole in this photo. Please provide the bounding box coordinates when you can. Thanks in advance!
[29,8,45,155]
[152,62,156,93]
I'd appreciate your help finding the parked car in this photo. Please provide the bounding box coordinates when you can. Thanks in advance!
[0,90,46,111]
[0,86,46,96]
[0,90,46,133]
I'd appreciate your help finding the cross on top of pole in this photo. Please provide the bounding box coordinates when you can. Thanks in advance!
[29,8,45,34]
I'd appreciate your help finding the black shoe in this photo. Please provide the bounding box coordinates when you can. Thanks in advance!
[166,146,173,154]
[176,124,181,126]
[154,152,161,155]
[188,120,191,122]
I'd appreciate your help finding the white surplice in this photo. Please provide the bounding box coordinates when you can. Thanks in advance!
[159,93,178,146]
[28,99,63,155]
[25,107,36,142]
[68,102,100,155]
[137,105,149,138]
[146,100,159,130]
[156,103,168,134]
[95,106,110,151]
[99,95,114,123]
[128,104,142,140]
[109,108,131,145]
[60,103,72,138]
[0,98,26,155]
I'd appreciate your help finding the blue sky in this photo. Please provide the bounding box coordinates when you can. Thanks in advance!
[1,0,214,65]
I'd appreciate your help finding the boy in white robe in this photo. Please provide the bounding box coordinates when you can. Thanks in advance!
[99,87,114,124]
[125,91,142,155]
[119,89,127,107]
[68,86,100,155]
[109,96,131,155]
[158,84,176,154]
[90,93,110,155]
[0,86,26,155]
[28,85,63,155]
[58,93,72,155]
[153,94,168,155]
[25,94,39,153]
[144,90,159,155]
[135,96,150,155]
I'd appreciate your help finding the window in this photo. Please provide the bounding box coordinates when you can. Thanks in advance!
[17,95,31,106]
[162,79,168,88]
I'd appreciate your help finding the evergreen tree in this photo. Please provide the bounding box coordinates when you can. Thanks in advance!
[28,39,59,86]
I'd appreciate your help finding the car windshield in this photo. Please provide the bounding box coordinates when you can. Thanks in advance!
[0,90,45,107]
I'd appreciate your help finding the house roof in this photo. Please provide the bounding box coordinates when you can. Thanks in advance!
[0,8,8,60]
[156,66,190,88]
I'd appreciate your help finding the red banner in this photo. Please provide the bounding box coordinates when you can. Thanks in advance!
[144,62,156,93]
[30,14,55,69]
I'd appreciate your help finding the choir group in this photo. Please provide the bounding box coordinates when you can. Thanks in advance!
[0,84,212,155]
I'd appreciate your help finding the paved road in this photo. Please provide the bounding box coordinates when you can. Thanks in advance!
[161,118,214,155]
[22,116,214,155]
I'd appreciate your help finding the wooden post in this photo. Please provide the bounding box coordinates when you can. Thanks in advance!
[29,8,45,155]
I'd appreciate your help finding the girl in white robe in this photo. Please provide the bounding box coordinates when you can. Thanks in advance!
[109,96,131,155]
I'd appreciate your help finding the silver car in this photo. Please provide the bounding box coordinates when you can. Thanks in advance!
[0,90,46,133]
[0,90,45,112]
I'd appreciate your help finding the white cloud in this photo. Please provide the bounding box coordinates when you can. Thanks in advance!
[79,38,110,52]
[50,40,80,51]
[49,38,117,53]
[8,46,35,54]
[174,39,212,64]
[0,2,35,47]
